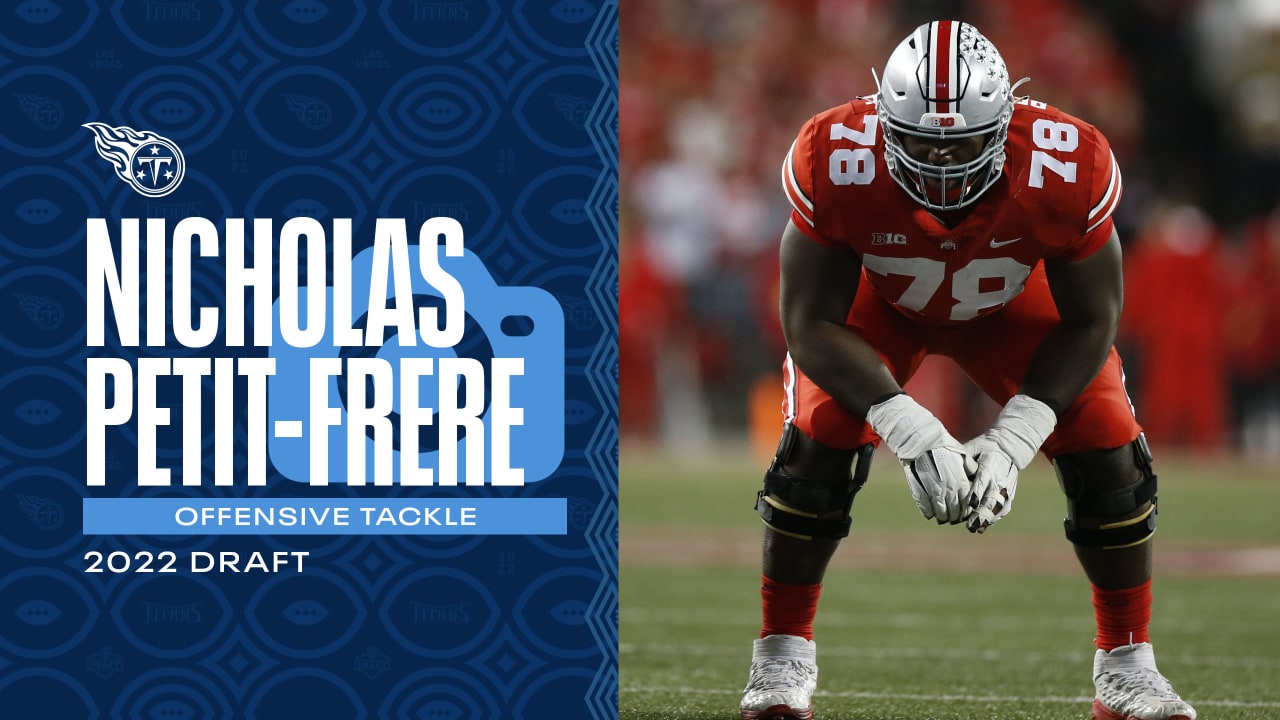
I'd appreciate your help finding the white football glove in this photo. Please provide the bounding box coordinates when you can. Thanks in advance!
[963,394,1057,533]
[867,394,976,524]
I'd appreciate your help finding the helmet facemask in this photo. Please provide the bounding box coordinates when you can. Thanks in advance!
[879,105,1012,211]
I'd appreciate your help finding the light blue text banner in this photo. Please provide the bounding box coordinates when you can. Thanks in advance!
[83,498,567,535]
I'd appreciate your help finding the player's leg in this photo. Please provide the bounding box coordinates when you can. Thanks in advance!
[759,424,874,586]
[1050,429,1195,720]
[741,420,874,720]
[741,292,924,720]
[951,273,1195,720]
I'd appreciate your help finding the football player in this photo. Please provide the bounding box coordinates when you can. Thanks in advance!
[741,20,1197,720]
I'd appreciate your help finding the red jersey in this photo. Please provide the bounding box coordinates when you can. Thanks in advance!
[782,96,1122,326]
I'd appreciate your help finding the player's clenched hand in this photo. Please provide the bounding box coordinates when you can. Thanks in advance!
[906,446,976,524]
[867,393,976,524]
[962,394,1058,533]
[963,435,1017,533]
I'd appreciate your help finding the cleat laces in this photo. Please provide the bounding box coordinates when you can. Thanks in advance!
[743,658,817,696]
[1093,643,1196,720]
[740,635,818,720]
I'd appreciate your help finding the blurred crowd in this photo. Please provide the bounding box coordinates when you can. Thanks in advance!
[619,0,1280,462]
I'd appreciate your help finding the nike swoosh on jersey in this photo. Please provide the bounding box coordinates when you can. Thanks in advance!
[989,237,1022,248]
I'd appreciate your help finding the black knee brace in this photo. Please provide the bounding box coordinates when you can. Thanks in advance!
[754,423,874,540]
[1054,434,1158,549]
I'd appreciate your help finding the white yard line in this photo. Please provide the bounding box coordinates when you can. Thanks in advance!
[621,529,1280,576]
[620,684,1280,709]
[621,607,1101,632]
[620,642,1280,669]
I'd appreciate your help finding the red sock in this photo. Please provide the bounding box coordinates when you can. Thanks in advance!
[760,575,822,640]
[1092,579,1152,650]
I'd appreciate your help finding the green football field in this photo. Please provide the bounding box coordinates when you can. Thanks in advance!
[618,443,1280,719]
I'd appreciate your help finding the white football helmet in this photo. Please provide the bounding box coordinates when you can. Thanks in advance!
[876,20,1023,211]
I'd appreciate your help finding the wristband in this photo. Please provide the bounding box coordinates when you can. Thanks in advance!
[867,393,942,461]
[990,394,1057,469]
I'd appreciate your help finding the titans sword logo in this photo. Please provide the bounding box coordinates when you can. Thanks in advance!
[82,122,186,197]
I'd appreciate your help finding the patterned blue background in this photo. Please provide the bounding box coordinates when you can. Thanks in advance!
[0,1,619,717]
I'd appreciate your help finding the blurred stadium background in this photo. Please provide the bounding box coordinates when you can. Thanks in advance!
[617,2,1280,718]
[618,0,1280,461]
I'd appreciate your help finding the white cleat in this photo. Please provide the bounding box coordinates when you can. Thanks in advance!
[1092,642,1197,720]
[739,634,817,720]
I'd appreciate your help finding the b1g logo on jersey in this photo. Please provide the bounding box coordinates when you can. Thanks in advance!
[82,123,186,198]
[871,232,907,246]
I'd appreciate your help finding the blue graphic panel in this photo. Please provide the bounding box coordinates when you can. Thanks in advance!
[0,2,619,718]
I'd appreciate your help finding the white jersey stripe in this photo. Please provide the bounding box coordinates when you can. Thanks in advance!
[1088,150,1120,219]
[1086,150,1122,233]
[781,141,815,226]
[782,353,797,423]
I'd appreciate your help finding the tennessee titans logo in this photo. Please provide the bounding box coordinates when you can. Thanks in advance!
[16,493,64,530]
[551,93,592,125]
[81,122,186,197]
[16,93,64,129]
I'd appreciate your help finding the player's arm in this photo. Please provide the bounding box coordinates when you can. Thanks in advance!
[1022,129,1126,411]
[1022,227,1124,412]
[778,220,898,415]
[779,220,973,523]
